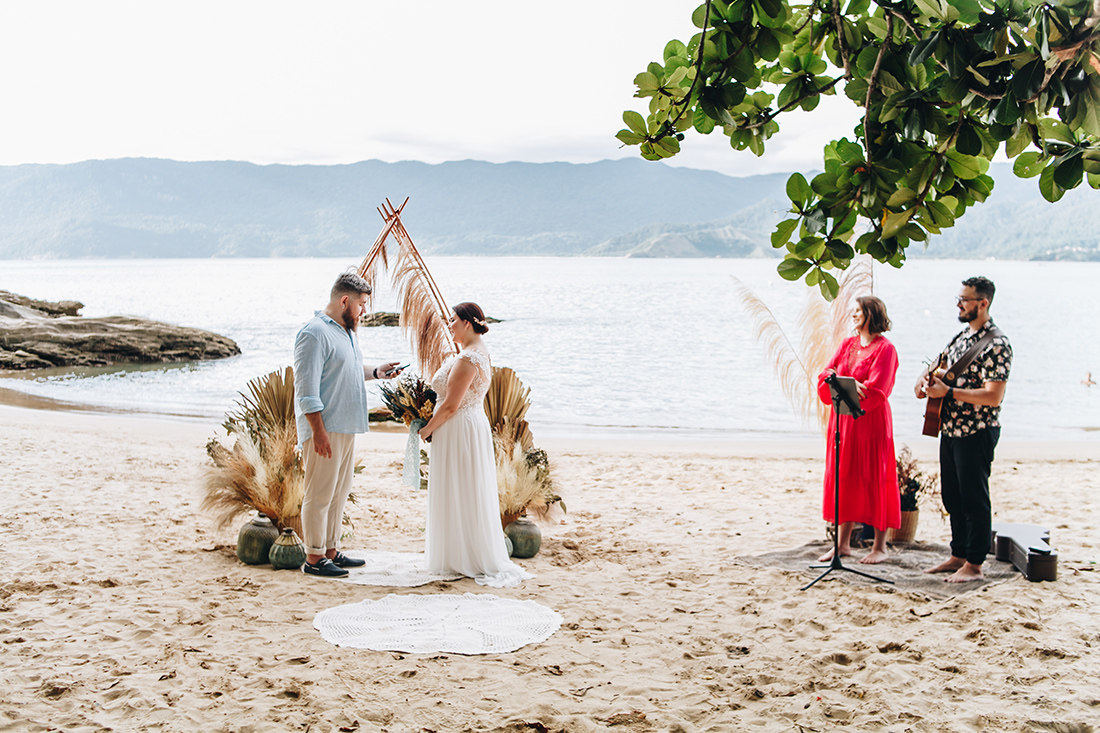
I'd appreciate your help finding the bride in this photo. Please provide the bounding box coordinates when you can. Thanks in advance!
[418,302,532,588]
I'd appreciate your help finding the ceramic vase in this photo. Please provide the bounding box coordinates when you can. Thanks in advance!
[886,510,919,545]
[236,513,279,565]
[269,528,307,570]
[505,517,541,559]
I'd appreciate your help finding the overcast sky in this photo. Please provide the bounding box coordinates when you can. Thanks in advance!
[0,1,862,178]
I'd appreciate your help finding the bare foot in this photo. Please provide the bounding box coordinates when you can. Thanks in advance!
[924,556,965,574]
[817,547,852,562]
[945,563,984,583]
[860,549,889,564]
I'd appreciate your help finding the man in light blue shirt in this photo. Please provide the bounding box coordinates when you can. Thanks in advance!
[294,272,402,577]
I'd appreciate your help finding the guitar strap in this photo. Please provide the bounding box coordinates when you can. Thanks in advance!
[943,327,1003,384]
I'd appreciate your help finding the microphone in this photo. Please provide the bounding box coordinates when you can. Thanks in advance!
[825,373,865,418]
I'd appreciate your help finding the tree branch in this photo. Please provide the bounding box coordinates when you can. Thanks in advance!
[658,0,713,138]
[739,76,845,130]
[831,0,852,78]
[862,14,894,170]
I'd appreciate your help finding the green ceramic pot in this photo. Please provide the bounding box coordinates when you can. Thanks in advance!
[236,513,279,565]
[269,528,307,570]
[505,517,541,559]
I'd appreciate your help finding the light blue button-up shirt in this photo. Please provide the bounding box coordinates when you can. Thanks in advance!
[293,311,370,445]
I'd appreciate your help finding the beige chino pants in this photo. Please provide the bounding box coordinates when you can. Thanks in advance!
[301,432,357,556]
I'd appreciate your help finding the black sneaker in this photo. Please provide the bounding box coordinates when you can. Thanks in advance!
[332,551,366,568]
[302,558,349,577]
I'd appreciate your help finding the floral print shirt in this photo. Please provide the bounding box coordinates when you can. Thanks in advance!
[939,319,1012,438]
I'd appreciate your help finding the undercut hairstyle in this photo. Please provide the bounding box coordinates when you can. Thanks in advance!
[962,276,995,305]
[331,272,372,299]
[453,302,489,335]
[857,295,891,335]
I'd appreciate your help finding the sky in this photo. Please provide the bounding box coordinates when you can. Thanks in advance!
[0,1,862,178]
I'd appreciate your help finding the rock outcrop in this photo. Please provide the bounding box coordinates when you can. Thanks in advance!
[0,290,240,370]
[360,311,501,327]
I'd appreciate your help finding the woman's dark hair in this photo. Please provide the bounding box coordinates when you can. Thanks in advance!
[857,295,891,335]
[453,302,488,334]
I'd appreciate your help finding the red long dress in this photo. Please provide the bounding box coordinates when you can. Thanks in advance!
[816,335,900,530]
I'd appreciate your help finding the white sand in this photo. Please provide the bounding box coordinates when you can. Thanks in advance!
[1,404,1098,731]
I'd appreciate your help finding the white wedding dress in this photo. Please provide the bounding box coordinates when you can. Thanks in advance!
[426,348,533,588]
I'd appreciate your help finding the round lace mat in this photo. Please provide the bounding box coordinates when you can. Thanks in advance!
[336,550,463,587]
[314,592,562,655]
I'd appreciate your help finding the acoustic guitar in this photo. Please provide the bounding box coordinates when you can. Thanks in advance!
[921,353,947,437]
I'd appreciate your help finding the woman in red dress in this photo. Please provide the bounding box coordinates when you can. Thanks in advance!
[816,295,900,564]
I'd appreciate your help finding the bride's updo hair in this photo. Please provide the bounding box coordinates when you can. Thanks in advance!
[453,302,489,334]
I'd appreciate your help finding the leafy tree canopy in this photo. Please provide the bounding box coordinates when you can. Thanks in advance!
[618,0,1100,298]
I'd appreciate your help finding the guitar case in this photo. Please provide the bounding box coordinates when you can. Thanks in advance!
[990,523,1058,582]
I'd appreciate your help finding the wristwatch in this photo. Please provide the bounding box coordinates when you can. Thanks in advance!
[947,386,955,400]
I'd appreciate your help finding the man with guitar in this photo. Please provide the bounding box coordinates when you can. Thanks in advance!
[915,276,1012,583]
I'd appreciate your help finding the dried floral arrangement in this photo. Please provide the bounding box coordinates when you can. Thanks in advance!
[203,367,304,533]
[203,367,357,536]
[896,445,937,512]
[495,435,565,521]
[487,367,563,521]
[377,374,437,427]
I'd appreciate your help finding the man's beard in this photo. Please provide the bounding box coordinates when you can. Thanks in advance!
[957,307,978,323]
[341,306,359,331]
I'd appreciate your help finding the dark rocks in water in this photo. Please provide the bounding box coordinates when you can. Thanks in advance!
[0,290,84,317]
[0,290,241,370]
[369,406,398,423]
[360,311,501,327]
[361,312,401,327]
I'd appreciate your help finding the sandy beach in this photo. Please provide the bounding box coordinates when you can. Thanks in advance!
[1,403,1097,732]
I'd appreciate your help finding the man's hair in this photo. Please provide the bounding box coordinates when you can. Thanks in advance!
[962,276,995,305]
[331,272,372,299]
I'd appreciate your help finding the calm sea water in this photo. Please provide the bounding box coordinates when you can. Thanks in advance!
[1,257,1098,442]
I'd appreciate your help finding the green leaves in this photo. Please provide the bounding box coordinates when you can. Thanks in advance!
[1013,151,1046,178]
[1012,58,1045,100]
[777,257,811,281]
[785,173,813,210]
[619,0,1100,294]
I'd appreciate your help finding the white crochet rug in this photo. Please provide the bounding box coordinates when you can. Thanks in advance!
[336,550,463,587]
[314,592,562,655]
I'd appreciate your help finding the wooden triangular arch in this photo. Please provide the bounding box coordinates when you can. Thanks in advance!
[356,199,458,377]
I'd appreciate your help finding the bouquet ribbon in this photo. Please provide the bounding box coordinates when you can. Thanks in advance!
[403,418,427,489]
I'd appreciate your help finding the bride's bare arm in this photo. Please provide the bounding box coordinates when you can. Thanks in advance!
[419,358,478,440]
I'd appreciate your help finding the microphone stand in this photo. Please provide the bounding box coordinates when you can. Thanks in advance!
[802,374,893,591]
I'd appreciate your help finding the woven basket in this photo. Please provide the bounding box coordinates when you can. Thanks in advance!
[886,510,919,545]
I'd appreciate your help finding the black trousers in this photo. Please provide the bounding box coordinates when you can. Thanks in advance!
[939,426,1000,565]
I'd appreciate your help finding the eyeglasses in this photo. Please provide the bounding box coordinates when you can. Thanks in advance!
[955,296,985,305]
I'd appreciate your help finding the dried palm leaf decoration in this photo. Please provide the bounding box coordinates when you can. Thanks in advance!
[203,367,304,532]
[732,256,874,433]
[356,198,457,376]
[485,366,534,450]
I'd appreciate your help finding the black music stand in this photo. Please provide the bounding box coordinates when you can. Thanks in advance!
[802,374,894,591]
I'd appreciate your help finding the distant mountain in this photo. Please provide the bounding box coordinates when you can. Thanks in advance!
[592,163,1100,261]
[589,198,784,257]
[0,158,1095,260]
[0,158,789,259]
[911,166,1100,261]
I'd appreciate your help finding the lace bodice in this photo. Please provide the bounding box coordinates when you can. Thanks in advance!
[431,348,491,413]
